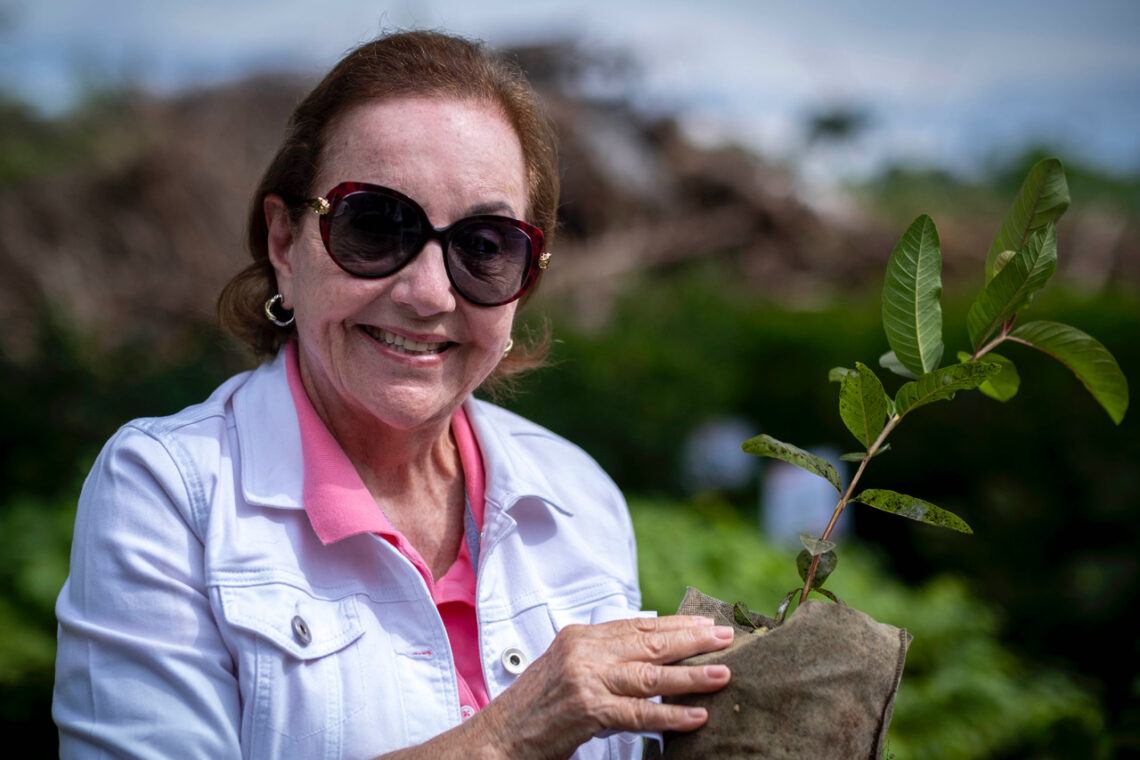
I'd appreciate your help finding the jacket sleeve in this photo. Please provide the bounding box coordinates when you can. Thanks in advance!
[54,425,242,759]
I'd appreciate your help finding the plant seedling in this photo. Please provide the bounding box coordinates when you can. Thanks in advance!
[742,158,1129,620]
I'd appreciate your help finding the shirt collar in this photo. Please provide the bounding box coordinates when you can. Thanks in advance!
[231,346,572,523]
[283,340,391,544]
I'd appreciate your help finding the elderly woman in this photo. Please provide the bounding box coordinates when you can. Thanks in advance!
[52,30,732,760]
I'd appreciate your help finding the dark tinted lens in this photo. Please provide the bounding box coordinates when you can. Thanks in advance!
[446,220,532,304]
[328,192,424,276]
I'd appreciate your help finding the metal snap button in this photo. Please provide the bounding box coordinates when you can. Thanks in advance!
[291,615,311,646]
[501,646,528,675]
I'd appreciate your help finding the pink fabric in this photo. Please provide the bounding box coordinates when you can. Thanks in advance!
[284,342,489,713]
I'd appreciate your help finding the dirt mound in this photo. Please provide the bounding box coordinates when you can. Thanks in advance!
[1,47,1133,362]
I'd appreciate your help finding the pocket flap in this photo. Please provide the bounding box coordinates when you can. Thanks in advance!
[218,583,365,660]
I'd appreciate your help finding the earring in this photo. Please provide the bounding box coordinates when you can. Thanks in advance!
[264,294,295,327]
[502,338,514,359]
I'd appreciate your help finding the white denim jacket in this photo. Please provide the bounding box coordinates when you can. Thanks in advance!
[54,352,644,759]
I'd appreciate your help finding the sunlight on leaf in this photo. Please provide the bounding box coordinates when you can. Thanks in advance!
[799,533,837,556]
[879,350,918,380]
[882,214,944,376]
[853,488,974,533]
[986,158,1070,282]
[828,366,856,383]
[894,362,1002,417]
[742,434,841,492]
[1009,321,1129,424]
[839,361,889,449]
[967,225,1057,349]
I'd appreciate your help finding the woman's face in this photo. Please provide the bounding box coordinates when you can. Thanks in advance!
[267,97,528,433]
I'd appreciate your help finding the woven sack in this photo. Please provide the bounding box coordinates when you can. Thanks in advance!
[659,587,911,760]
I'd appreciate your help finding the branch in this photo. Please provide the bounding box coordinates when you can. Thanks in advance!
[799,415,899,603]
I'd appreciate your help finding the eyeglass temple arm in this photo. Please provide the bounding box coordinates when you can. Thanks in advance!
[306,197,331,215]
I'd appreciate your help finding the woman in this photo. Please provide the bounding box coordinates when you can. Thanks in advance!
[53,30,733,759]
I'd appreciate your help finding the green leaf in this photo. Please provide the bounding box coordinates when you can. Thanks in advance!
[810,587,846,605]
[894,362,1002,417]
[879,350,918,380]
[799,533,836,556]
[742,434,842,492]
[882,214,944,376]
[958,351,1020,402]
[733,602,758,631]
[967,225,1058,349]
[986,158,1070,282]
[1009,321,1130,424]
[853,488,974,534]
[828,366,856,383]
[838,361,889,448]
[796,548,838,588]
[775,589,799,624]
[840,443,892,462]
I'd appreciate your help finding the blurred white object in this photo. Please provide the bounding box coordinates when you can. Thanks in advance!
[761,446,850,549]
[681,417,758,493]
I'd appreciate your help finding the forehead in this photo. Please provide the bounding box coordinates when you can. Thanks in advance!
[316,97,528,212]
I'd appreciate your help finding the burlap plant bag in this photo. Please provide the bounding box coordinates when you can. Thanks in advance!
[659,587,911,760]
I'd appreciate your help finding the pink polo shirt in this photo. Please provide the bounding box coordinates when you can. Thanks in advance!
[284,342,490,717]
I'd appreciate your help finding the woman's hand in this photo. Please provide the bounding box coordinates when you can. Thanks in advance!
[475,615,733,760]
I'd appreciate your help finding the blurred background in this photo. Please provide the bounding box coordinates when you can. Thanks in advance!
[2,1,1138,756]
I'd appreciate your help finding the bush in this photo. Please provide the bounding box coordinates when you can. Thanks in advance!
[631,497,1108,759]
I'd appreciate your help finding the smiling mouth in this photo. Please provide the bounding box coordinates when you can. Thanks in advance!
[361,325,453,356]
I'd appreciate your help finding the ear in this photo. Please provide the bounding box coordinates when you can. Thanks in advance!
[264,194,297,308]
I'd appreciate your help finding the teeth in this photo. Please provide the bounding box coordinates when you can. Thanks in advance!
[364,326,448,355]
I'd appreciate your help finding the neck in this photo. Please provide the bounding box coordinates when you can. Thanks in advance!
[298,360,468,580]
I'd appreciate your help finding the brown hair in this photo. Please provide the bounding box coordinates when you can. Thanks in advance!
[217,30,558,392]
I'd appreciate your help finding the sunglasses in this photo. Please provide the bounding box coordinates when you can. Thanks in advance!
[303,182,550,306]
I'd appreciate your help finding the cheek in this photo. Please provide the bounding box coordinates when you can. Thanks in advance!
[291,246,371,322]
[473,305,517,348]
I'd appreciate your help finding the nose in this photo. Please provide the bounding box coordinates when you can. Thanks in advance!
[388,240,457,316]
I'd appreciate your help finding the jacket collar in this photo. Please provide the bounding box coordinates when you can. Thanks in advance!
[232,351,306,510]
[463,398,573,518]
[231,350,571,518]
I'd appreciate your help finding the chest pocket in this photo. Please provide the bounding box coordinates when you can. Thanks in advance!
[216,582,369,749]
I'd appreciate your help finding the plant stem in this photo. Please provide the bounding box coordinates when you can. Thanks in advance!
[799,416,899,603]
[971,315,1017,361]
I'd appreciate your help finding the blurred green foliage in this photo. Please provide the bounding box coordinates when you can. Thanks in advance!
[852,149,1140,228]
[3,90,1136,754]
[0,319,245,749]
[632,497,1108,759]
[0,90,144,186]
[507,270,1140,756]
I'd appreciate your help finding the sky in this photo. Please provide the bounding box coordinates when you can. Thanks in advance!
[3,0,1139,183]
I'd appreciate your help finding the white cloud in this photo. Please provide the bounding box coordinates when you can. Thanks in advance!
[3,0,1137,177]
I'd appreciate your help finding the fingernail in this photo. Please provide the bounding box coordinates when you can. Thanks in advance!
[695,616,715,625]
[712,626,734,640]
[704,665,730,679]
[686,707,707,720]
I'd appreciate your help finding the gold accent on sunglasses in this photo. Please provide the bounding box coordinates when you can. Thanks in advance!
[538,252,552,270]
[308,197,331,215]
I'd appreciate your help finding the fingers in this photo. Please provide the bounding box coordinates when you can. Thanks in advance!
[477,615,734,753]
[603,661,731,699]
[596,697,712,734]
[576,615,735,665]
